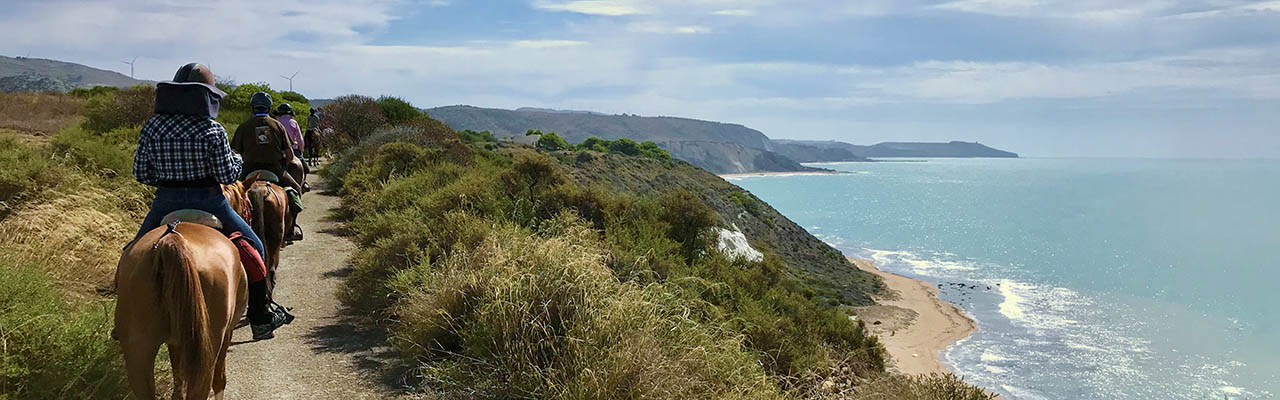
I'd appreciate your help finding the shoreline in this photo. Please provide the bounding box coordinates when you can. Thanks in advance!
[718,170,844,179]
[848,257,977,376]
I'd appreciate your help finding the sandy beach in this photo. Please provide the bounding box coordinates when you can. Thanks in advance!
[849,257,977,376]
[719,170,843,179]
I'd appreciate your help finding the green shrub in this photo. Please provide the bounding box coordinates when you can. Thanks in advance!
[0,137,64,217]
[459,129,497,143]
[69,86,119,98]
[81,85,153,133]
[526,129,571,151]
[280,91,309,104]
[51,125,138,178]
[376,96,423,125]
[848,373,997,400]
[578,136,670,161]
[0,261,130,399]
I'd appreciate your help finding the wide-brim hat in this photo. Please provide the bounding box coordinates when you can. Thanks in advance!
[158,63,226,98]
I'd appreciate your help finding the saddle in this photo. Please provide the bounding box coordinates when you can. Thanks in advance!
[244,170,280,184]
[160,209,222,230]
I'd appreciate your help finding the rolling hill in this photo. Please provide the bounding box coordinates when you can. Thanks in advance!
[0,55,149,93]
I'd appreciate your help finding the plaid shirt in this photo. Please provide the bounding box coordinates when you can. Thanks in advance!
[133,114,242,186]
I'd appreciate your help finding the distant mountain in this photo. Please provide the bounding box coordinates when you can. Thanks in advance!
[772,140,870,162]
[0,55,150,93]
[774,139,1017,159]
[425,105,814,174]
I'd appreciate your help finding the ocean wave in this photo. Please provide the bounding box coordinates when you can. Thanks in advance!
[865,248,979,276]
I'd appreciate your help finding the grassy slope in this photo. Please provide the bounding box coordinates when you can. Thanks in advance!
[565,152,882,306]
[326,108,993,398]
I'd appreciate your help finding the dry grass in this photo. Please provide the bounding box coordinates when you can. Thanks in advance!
[0,186,140,298]
[389,215,783,399]
[0,92,85,135]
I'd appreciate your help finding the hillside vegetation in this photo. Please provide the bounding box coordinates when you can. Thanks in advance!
[0,55,149,93]
[426,105,819,174]
[324,96,993,399]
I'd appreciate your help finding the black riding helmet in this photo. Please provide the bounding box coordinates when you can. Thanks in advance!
[276,103,294,116]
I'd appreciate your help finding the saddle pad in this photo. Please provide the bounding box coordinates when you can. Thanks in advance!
[160,209,223,230]
[245,170,280,183]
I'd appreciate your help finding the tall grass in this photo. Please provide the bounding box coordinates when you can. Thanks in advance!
[0,262,130,399]
[0,92,85,134]
[0,125,146,399]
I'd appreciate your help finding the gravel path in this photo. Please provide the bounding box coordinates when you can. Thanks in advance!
[222,180,407,399]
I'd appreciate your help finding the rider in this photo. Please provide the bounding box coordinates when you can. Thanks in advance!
[304,108,321,165]
[231,93,305,241]
[131,63,290,340]
[275,103,305,167]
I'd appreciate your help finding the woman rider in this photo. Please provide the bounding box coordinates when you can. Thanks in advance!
[131,63,290,340]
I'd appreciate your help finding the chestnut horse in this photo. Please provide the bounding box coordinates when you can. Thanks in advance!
[245,176,289,293]
[114,222,248,400]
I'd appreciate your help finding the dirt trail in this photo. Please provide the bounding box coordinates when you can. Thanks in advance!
[222,180,405,399]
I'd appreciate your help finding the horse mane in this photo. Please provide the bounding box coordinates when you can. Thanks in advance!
[153,229,214,392]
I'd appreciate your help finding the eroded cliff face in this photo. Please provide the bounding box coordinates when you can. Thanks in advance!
[656,140,818,174]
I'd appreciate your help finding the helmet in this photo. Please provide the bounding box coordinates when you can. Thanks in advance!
[276,103,294,116]
[250,92,272,111]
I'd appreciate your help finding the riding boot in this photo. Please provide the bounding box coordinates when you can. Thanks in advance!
[247,280,273,325]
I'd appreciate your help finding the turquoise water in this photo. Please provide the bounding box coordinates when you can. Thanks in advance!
[728,158,1279,399]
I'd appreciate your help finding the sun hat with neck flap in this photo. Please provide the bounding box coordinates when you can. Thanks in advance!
[155,63,227,118]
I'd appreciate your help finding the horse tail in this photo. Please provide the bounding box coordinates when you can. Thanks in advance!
[153,230,214,391]
[249,185,266,240]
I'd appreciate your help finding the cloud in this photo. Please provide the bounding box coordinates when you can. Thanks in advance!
[626,22,712,34]
[713,9,755,16]
[531,0,647,15]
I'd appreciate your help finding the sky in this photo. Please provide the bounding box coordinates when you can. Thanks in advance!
[3,0,1280,158]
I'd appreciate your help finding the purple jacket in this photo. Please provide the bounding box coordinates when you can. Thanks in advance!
[277,114,304,153]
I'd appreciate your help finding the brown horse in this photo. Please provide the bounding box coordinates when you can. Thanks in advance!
[115,222,248,400]
[221,181,249,220]
[245,177,289,293]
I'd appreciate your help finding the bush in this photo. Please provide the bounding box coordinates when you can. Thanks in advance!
[68,86,119,98]
[51,125,138,178]
[0,261,130,399]
[81,85,153,133]
[376,96,423,125]
[527,129,570,151]
[323,120,470,190]
[578,136,670,161]
[0,137,64,217]
[323,95,388,149]
[459,129,497,143]
[846,373,997,400]
[280,91,309,104]
[388,221,781,399]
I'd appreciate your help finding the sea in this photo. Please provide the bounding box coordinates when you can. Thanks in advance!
[726,158,1279,399]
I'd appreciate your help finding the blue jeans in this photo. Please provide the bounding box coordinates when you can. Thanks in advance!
[134,186,265,257]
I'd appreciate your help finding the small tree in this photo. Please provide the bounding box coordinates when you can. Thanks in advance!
[324,95,388,149]
[502,151,564,206]
[607,138,641,156]
[526,129,571,151]
[376,96,423,125]
[658,190,719,261]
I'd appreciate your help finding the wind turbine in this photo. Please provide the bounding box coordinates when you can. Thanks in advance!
[121,57,137,79]
[280,70,299,92]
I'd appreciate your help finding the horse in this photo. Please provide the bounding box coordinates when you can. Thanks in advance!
[114,219,248,400]
[221,181,249,220]
[244,172,290,294]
